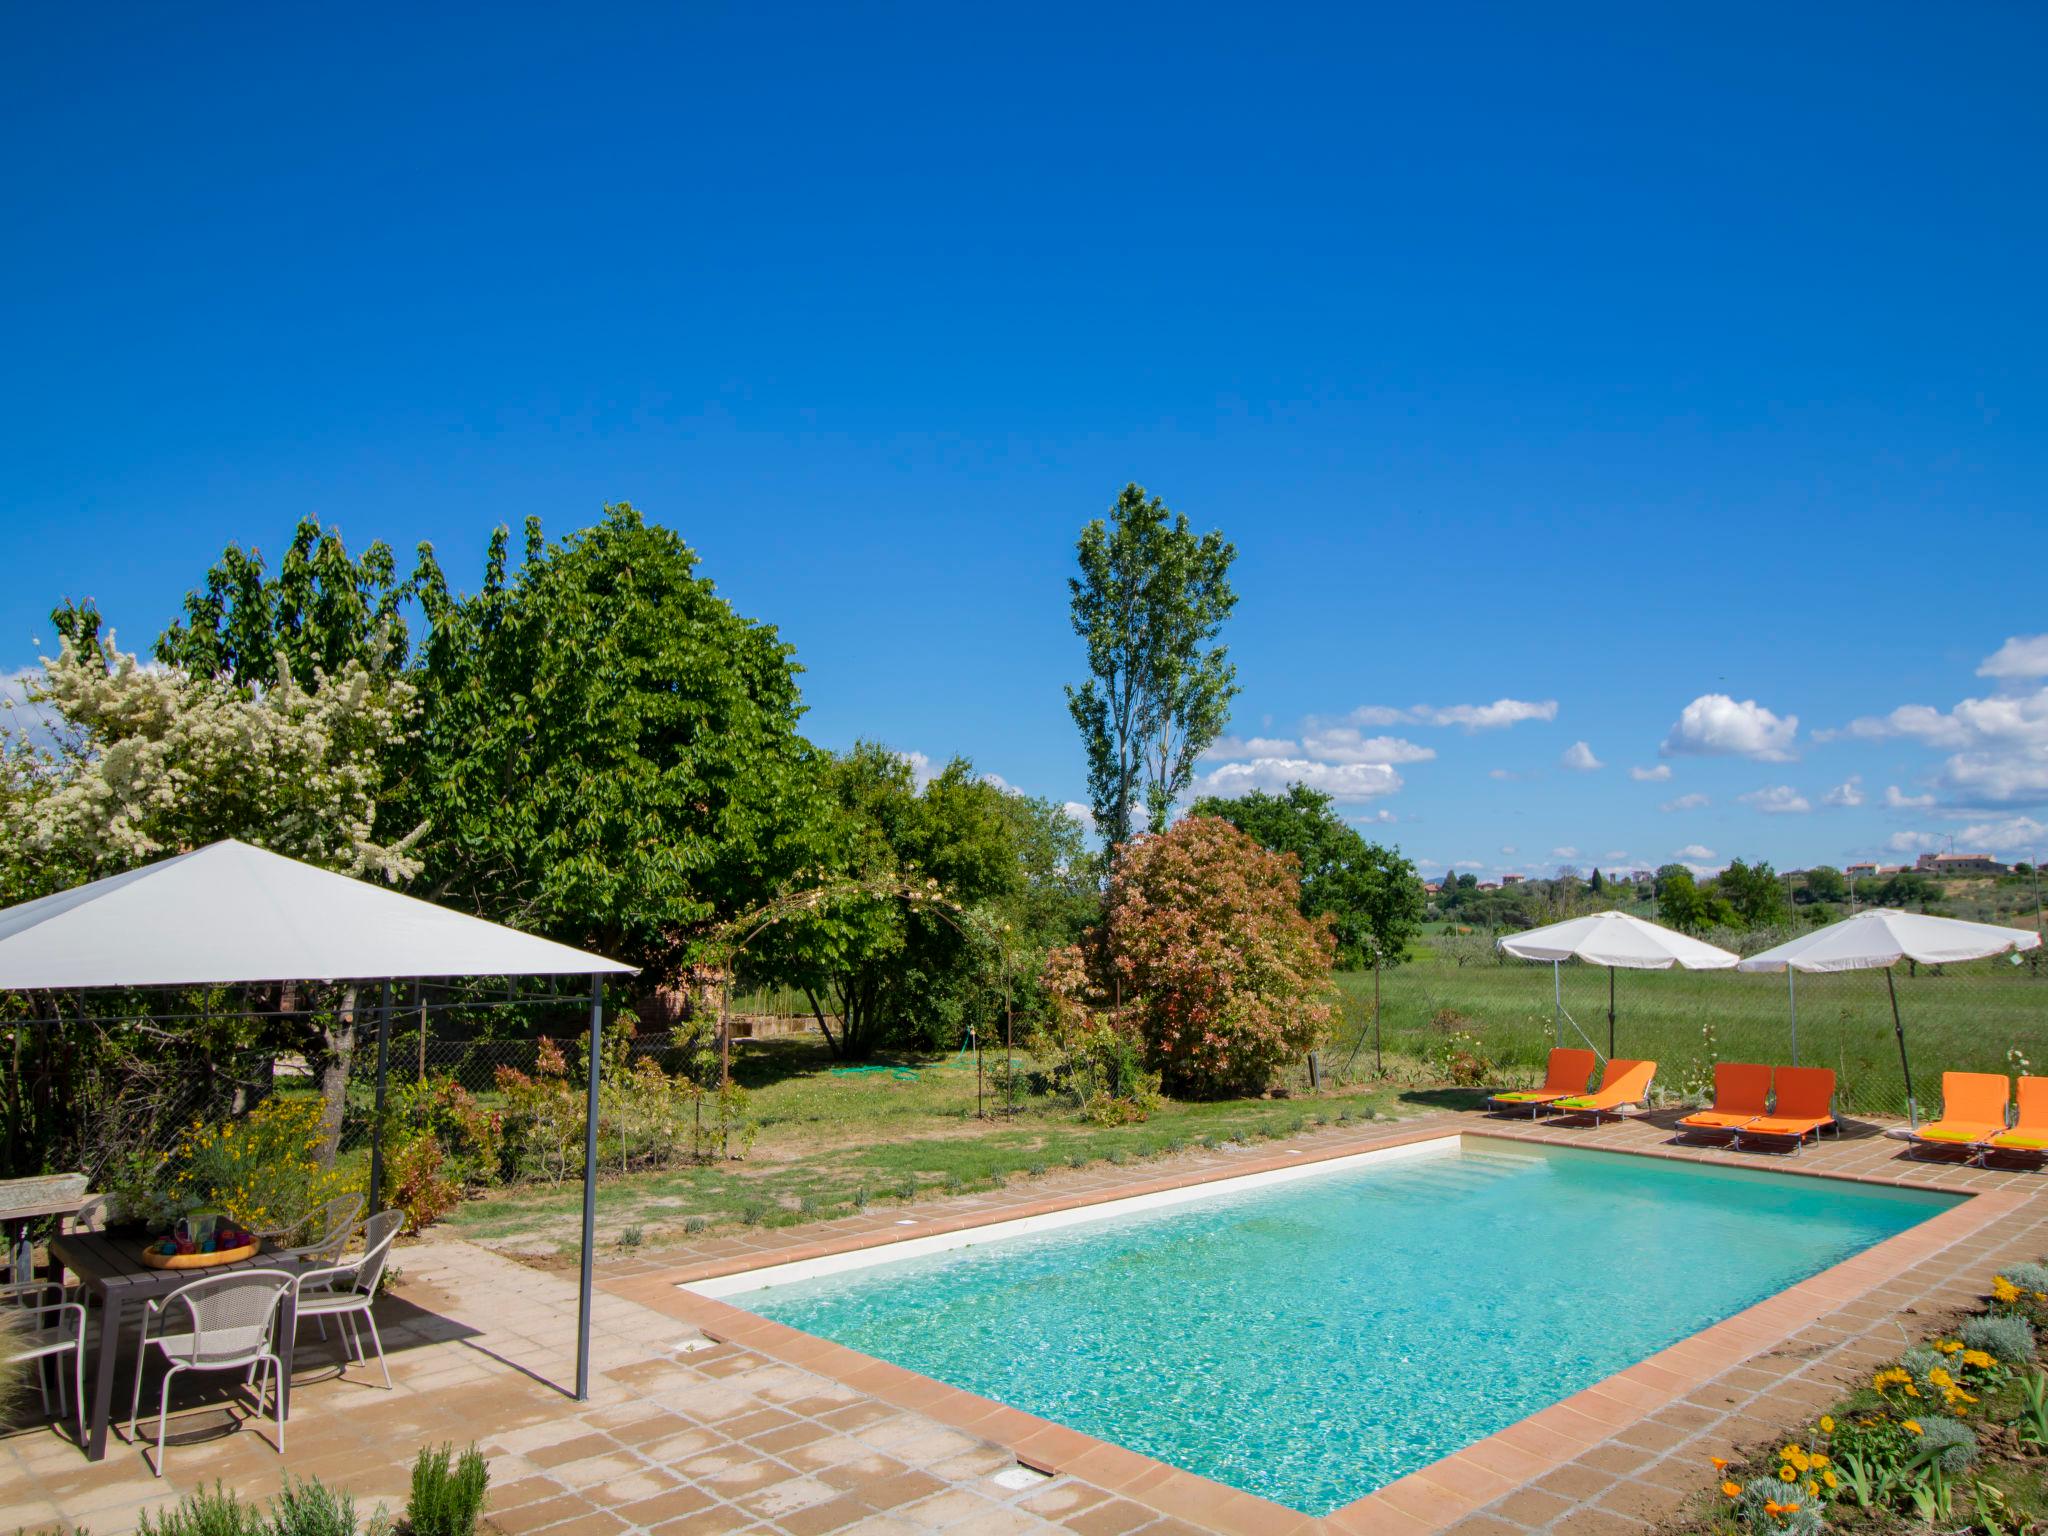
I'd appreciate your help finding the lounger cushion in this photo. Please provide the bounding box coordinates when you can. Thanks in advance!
[1914,1122,2004,1144]
[1741,1115,1831,1139]
[1678,1110,1757,1131]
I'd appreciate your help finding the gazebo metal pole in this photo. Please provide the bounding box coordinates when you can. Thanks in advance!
[368,980,393,1216]
[1787,968,1799,1066]
[1607,966,1615,1058]
[1886,967,1917,1127]
[1552,961,1562,1048]
[576,973,603,1402]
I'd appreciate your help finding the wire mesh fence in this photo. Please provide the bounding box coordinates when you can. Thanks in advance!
[1333,948,2048,1119]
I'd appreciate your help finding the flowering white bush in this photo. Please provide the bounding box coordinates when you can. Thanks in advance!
[19,635,421,882]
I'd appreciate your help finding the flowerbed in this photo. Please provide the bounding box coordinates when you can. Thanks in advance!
[1674,1263,2048,1534]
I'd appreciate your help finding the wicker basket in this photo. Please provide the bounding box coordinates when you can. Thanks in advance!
[138,1241,260,1271]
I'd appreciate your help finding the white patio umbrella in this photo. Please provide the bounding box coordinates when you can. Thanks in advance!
[1738,909,2040,1125]
[1497,911,1737,1057]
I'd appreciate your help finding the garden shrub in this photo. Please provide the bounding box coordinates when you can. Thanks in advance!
[1960,1311,2035,1365]
[137,1483,267,1536]
[384,1131,462,1235]
[405,1442,489,1536]
[1912,1413,1978,1473]
[268,1476,368,1536]
[1424,1029,1494,1087]
[385,1076,503,1191]
[1050,816,1335,1099]
[1726,1473,1823,1536]
[175,1098,361,1234]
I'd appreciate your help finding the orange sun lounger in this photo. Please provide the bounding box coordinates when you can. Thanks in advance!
[1909,1071,2011,1157]
[1732,1066,1838,1151]
[1676,1062,1773,1138]
[1486,1048,1598,1117]
[1550,1058,1657,1124]
[1979,1076,2048,1162]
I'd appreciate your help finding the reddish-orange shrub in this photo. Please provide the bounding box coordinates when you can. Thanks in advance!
[1100,815,1336,1097]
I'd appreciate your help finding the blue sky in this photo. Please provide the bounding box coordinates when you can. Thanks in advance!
[4,3,2045,879]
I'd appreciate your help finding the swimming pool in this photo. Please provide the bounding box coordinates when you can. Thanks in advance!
[708,1137,1959,1515]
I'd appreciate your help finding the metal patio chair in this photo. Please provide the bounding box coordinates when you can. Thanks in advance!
[293,1208,403,1389]
[277,1193,365,1262]
[126,1267,292,1476]
[2,1279,85,1442]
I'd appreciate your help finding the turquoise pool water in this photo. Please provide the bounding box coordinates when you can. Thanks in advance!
[734,1139,1958,1515]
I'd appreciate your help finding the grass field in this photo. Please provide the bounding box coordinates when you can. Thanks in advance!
[447,1037,1412,1256]
[1335,941,2048,1116]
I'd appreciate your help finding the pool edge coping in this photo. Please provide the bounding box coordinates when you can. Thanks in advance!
[602,1122,2021,1536]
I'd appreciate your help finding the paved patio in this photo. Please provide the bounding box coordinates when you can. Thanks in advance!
[6,1107,2046,1536]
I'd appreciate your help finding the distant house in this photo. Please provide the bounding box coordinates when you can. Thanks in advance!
[1423,880,1443,895]
[1915,852,2007,875]
[1501,874,1525,886]
[1846,862,1878,877]
[1477,881,1502,892]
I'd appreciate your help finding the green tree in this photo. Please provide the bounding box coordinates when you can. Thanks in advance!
[149,516,422,689]
[1800,865,1848,904]
[1189,782,1424,971]
[753,745,1023,1058]
[1715,858,1788,927]
[401,505,818,988]
[1065,484,1238,845]
[1589,867,1606,894]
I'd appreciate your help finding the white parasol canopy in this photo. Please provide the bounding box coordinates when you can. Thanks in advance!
[1496,911,1737,1059]
[1497,911,1739,970]
[1738,909,2039,1126]
[1736,908,2040,975]
[0,839,633,1406]
[0,839,635,990]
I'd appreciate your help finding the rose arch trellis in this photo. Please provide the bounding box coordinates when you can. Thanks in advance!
[701,874,1025,1118]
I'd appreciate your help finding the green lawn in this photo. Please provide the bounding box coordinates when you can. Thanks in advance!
[447,1036,1416,1256]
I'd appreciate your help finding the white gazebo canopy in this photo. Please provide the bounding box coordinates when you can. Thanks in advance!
[1497,910,1739,970]
[0,839,634,990]
[1738,908,2039,1125]
[0,838,633,1403]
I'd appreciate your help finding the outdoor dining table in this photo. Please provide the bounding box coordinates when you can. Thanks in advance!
[48,1230,323,1462]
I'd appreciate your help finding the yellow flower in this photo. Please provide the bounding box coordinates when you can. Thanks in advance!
[1779,1467,1797,1483]
[1817,1415,1833,1434]
[1903,1419,1922,1435]
[1823,1469,1839,1490]
[1962,1349,1995,1369]
[1722,1480,1742,1499]
[1994,1276,2021,1303]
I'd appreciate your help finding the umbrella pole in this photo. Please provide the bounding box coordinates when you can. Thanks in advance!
[1553,961,1562,1048]
[1886,967,1916,1127]
[1788,968,1798,1067]
[1607,966,1615,1058]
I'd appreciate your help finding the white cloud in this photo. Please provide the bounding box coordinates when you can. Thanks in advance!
[1980,635,2048,680]
[1192,757,1404,803]
[901,750,938,790]
[1675,844,1717,861]
[1739,785,1813,815]
[1060,800,1095,832]
[1487,768,1518,781]
[1349,808,1399,824]
[1885,785,1935,810]
[1953,814,2048,855]
[1199,734,1301,761]
[1551,845,1580,859]
[1500,844,1518,855]
[1832,683,2048,805]
[1295,728,1436,765]
[1887,830,1943,854]
[1560,740,1603,772]
[1345,699,1558,731]
[1660,792,1710,812]
[1602,849,1630,862]
[1822,775,1864,808]
[1451,859,1487,870]
[1630,764,1672,782]
[1660,694,1799,762]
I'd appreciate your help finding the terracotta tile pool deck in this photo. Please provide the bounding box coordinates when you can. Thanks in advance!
[8,1106,2048,1536]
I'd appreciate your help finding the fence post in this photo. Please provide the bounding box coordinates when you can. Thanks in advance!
[368,980,393,1217]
